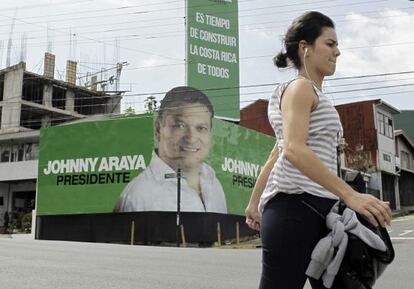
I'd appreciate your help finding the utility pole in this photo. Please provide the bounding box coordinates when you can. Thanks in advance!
[164,168,182,247]
[176,168,182,247]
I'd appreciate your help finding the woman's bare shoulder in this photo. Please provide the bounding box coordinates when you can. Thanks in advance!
[284,78,315,97]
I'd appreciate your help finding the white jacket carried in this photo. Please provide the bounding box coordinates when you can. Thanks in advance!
[306,203,387,288]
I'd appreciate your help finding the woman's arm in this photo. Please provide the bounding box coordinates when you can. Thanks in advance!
[281,79,391,227]
[245,143,279,231]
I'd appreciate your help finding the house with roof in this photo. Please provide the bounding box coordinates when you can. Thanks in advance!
[395,130,414,210]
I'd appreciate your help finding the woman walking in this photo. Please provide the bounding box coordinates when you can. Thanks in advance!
[245,11,392,289]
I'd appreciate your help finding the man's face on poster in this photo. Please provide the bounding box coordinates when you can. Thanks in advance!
[156,103,212,170]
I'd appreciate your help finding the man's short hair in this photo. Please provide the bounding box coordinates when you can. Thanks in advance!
[157,86,214,122]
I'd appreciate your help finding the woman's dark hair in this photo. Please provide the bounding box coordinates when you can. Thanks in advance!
[274,11,335,69]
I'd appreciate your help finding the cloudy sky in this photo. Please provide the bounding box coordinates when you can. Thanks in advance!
[0,0,413,113]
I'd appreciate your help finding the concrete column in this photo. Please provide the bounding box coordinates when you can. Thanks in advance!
[41,115,51,128]
[0,183,8,227]
[106,97,121,114]
[395,175,401,210]
[65,90,75,112]
[1,63,25,131]
[42,84,53,107]
[378,171,384,201]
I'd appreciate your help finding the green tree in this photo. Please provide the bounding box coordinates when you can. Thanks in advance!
[144,96,158,113]
[124,106,136,116]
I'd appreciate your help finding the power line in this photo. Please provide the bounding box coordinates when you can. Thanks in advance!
[6,1,408,42]
[0,0,386,32]
[1,81,412,111]
[240,8,414,31]
[0,1,412,112]
[17,0,184,20]
[328,70,414,81]
[0,1,409,69]
[120,75,414,89]
[0,0,334,27]
[1,85,413,129]
[323,76,414,88]
[4,31,414,65]
[1,0,95,12]
[95,70,414,99]
[1,69,413,90]
[6,1,403,38]
[327,83,414,94]
[0,14,183,62]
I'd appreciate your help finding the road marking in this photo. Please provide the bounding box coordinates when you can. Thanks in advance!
[393,215,414,222]
[391,237,414,240]
[399,230,414,236]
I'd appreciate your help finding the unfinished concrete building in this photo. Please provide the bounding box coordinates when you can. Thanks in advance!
[0,54,122,231]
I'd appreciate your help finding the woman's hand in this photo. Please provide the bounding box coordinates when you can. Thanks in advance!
[343,191,392,228]
[245,203,261,231]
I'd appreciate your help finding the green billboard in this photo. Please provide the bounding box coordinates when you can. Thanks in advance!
[187,0,240,120]
[37,116,274,216]
[37,116,154,215]
[208,119,274,214]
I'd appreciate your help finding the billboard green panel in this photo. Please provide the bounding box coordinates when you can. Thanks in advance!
[208,119,274,214]
[37,116,274,216]
[37,116,154,215]
[187,0,240,120]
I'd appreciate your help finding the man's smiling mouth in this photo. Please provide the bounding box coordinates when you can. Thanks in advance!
[180,146,200,152]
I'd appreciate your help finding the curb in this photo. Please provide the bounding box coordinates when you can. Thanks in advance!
[219,244,262,249]
[392,210,414,219]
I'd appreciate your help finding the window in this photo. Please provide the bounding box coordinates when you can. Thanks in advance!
[0,145,10,162]
[24,143,39,160]
[377,113,385,135]
[401,151,411,169]
[10,144,25,162]
[377,112,393,138]
[0,143,39,162]
[383,153,391,162]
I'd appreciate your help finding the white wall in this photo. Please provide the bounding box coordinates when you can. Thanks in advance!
[0,160,38,181]
[374,105,397,174]
[368,171,381,191]
[397,137,414,171]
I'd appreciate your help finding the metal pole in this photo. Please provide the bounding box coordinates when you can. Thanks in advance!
[176,167,182,247]
[217,222,221,247]
[184,0,188,86]
[236,222,240,245]
[130,221,135,245]
[180,225,187,248]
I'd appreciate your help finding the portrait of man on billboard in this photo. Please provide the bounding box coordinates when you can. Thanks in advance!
[113,86,227,213]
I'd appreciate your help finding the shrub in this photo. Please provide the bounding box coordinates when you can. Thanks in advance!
[21,213,32,233]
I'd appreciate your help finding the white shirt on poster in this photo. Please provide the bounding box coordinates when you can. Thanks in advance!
[114,151,227,213]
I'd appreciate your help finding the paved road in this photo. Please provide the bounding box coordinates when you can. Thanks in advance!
[304,214,414,289]
[0,237,262,289]
[1,214,413,289]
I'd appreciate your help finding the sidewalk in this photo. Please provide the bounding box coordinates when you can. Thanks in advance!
[220,235,262,249]
[0,233,11,239]
[392,209,414,219]
[220,210,414,249]
[0,233,34,240]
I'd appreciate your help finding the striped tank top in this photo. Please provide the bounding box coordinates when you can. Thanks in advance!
[259,78,343,213]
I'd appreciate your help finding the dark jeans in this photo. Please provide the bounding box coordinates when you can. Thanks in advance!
[259,192,337,289]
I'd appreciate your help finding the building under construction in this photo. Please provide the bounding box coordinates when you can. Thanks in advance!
[0,53,123,232]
